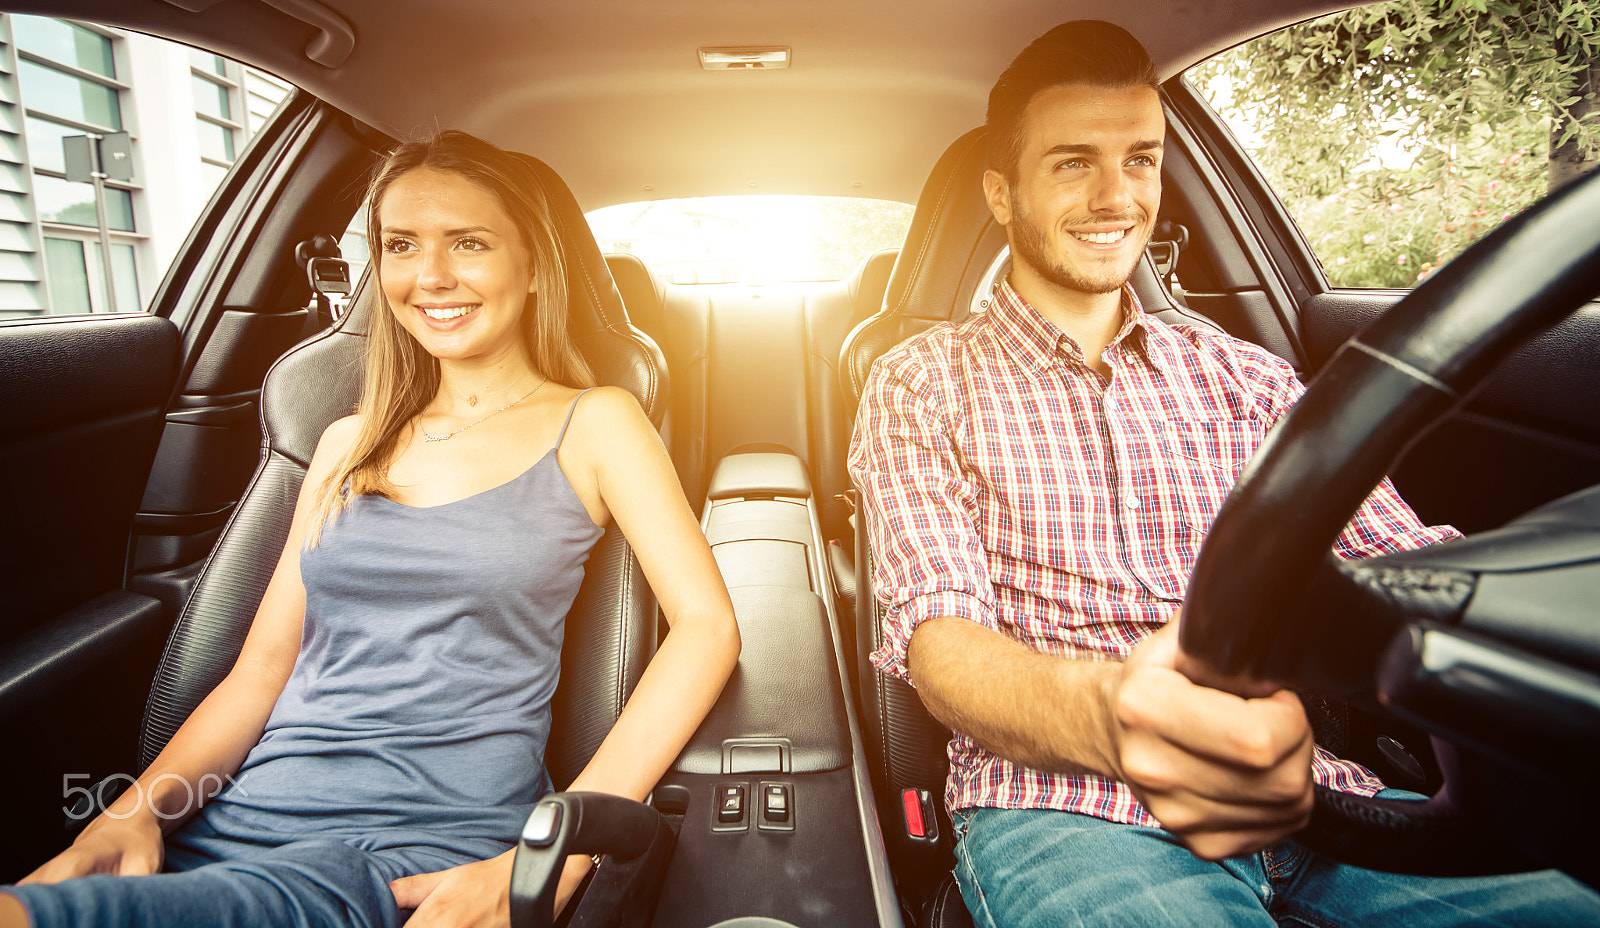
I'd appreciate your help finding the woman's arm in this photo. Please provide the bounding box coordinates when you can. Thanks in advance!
[22,417,361,884]
[397,388,739,927]
[563,387,741,798]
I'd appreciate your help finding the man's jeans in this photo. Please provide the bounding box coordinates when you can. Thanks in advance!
[952,798,1600,927]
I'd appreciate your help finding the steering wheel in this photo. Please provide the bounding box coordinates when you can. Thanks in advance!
[1178,166,1600,889]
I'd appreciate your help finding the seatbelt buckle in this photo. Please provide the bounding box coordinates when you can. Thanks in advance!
[901,788,939,844]
[306,255,352,322]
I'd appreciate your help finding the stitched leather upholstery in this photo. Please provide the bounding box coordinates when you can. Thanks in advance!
[139,155,664,785]
[810,248,900,546]
[840,128,1002,421]
[606,252,709,511]
[840,129,994,925]
[522,155,670,429]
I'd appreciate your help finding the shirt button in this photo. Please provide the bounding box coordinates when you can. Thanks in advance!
[1125,495,1141,510]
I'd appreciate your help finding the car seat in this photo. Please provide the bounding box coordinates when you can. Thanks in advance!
[132,151,670,900]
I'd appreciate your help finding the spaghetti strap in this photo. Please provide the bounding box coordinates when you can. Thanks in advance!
[556,387,597,449]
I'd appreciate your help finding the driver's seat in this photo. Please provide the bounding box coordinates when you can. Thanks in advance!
[840,126,1217,928]
[137,151,669,829]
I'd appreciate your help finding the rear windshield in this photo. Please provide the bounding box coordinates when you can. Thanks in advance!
[587,195,912,284]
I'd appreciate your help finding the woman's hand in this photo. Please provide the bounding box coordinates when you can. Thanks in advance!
[391,850,593,928]
[20,808,164,885]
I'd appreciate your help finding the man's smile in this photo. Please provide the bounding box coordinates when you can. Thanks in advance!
[1069,228,1131,245]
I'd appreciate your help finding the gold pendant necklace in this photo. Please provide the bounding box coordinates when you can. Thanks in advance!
[420,377,547,442]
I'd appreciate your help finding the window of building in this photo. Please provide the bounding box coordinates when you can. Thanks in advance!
[9,14,138,315]
[0,15,295,319]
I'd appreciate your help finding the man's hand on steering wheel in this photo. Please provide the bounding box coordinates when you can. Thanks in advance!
[1111,622,1315,861]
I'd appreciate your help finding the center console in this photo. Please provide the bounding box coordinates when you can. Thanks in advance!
[648,452,900,928]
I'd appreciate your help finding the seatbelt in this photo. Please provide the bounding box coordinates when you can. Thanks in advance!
[1147,219,1189,286]
[294,234,352,330]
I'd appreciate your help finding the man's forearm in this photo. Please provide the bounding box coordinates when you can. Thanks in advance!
[906,615,1124,780]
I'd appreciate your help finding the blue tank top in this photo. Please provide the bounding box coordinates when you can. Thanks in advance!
[191,391,604,864]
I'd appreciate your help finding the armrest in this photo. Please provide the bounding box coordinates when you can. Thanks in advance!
[510,791,679,928]
[673,586,849,774]
[706,453,812,500]
[0,590,166,715]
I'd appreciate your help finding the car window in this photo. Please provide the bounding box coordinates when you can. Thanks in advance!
[0,14,291,319]
[1189,0,1598,290]
[587,195,913,284]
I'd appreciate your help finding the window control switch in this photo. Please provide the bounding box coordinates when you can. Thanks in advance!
[757,782,794,832]
[763,784,789,821]
[712,783,748,831]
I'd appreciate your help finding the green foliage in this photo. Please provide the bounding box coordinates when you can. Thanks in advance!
[1192,0,1600,288]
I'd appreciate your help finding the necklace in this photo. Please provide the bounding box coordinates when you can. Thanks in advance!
[420,377,547,442]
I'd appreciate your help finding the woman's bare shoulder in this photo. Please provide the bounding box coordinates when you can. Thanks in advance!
[319,414,364,451]
[308,414,365,475]
[566,386,651,445]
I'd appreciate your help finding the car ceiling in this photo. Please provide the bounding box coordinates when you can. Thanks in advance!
[17,0,1363,208]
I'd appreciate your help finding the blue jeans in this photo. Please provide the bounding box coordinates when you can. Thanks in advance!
[952,797,1600,927]
[1,814,470,928]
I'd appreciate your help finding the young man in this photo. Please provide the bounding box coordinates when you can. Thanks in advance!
[848,20,1600,927]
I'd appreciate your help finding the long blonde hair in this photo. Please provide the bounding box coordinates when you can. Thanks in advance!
[307,131,596,544]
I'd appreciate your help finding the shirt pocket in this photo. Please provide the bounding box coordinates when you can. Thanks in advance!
[1162,418,1268,533]
[1163,418,1267,473]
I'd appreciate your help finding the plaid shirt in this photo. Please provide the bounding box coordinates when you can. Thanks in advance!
[848,280,1461,825]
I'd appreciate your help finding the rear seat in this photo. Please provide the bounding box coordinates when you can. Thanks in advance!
[601,249,897,595]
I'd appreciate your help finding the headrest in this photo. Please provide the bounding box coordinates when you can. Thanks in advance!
[881,127,1008,327]
[516,154,670,427]
[262,278,371,467]
[841,127,1003,406]
[604,252,665,338]
[846,247,899,323]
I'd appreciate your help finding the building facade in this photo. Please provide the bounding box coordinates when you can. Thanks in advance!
[0,14,290,319]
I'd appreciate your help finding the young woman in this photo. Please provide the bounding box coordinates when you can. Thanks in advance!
[2,131,740,928]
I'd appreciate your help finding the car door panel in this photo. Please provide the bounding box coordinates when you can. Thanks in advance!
[3,313,179,632]
[0,311,179,878]
[1301,290,1600,533]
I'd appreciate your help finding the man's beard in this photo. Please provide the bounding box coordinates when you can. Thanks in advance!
[1009,199,1146,296]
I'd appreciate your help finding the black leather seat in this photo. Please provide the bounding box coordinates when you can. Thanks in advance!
[840,126,1223,928]
[841,129,992,928]
[139,152,670,809]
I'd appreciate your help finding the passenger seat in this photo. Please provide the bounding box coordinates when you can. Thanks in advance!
[607,252,708,513]
[809,247,897,627]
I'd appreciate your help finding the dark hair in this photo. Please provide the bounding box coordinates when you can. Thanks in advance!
[986,21,1160,181]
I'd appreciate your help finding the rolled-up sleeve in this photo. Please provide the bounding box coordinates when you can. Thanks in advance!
[848,348,995,685]
[1235,339,1463,559]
